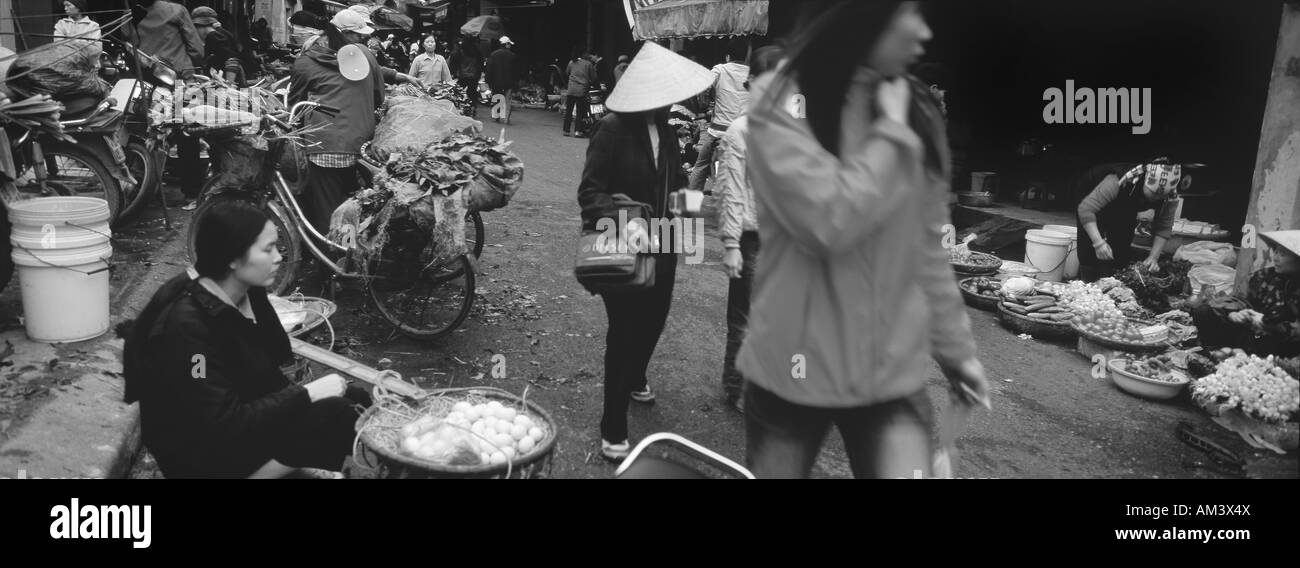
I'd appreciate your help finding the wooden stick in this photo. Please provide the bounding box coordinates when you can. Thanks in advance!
[290,337,426,399]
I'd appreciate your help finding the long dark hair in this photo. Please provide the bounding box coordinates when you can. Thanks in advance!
[322,22,350,51]
[193,200,272,280]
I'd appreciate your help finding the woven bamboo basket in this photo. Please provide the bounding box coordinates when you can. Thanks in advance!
[1072,318,1169,359]
[353,387,558,479]
[958,278,1001,311]
[997,302,1076,341]
[950,251,1001,278]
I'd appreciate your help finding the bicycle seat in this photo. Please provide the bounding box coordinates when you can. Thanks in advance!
[59,95,103,119]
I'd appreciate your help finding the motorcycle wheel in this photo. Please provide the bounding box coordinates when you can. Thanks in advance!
[117,137,162,223]
[11,141,122,225]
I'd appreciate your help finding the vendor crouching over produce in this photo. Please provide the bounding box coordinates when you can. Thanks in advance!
[1075,158,1197,280]
[122,201,372,478]
[1190,230,1300,359]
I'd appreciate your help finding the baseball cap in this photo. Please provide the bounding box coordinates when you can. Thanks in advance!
[331,8,375,35]
[191,6,219,27]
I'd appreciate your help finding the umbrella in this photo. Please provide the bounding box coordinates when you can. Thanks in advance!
[460,15,505,42]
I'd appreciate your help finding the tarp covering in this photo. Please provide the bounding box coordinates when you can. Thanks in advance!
[633,0,768,40]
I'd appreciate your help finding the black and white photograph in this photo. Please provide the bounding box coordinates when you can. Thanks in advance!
[0,0,1296,516]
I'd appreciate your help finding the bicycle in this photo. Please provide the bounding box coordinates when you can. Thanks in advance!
[183,101,476,339]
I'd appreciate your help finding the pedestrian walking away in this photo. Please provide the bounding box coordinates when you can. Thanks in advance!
[576,42,714,462]
[562,46,598,137]
[449,38,485,118]
[486,36,519,124]
[737,0,990,479]
[688,39,750,193]
[121,201,372,479]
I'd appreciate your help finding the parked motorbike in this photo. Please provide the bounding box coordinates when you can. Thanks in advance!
[100,38,176,222]
[577,84,608,134]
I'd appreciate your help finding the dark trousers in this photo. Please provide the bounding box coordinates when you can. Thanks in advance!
[600,255,677,442]
[268,385,371,472]
[305,163,360,237]
[563,95,590,134]
[723,231,759,399]
[459,77,480,116]
[175,134,206,196]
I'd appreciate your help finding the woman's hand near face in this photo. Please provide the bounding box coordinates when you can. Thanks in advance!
[304,374,347,402]
[876,77,911,125]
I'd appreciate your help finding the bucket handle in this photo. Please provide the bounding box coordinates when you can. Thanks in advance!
[1028,246,1072,275]
[63,221,114,242]
[11,242,112,276]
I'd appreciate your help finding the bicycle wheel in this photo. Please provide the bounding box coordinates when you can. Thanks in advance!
[466,211,484,259]
[117,137,162,223]
[14,141,122,224]
[187,191,302,297]
[366,222,475,339]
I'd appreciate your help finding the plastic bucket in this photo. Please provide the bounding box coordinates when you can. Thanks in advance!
[1024,229,1072,283]
[1042,224,1080,280]
[971,171,998,193]
[7,197,113,343]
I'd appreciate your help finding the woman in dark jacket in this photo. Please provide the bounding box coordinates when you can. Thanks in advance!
[576,42,715,462]
[449,38,485,117]
[122,201,370,478]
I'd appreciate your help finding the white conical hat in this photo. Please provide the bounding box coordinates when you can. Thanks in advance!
[606,42,714,113]
[1261,230,1300,258]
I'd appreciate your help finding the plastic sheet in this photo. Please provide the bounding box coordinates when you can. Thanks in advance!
[370,95,481,162]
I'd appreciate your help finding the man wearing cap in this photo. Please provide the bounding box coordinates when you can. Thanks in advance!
[576,42,714,461]
[486,36,518,124]
[288,8,397,257]
[191,6,246,85]
[1191,230,1300,359]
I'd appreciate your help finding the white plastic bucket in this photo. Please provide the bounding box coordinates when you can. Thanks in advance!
[1024,229,1072,283]
[7,197,113,343]
[1042,224,1080,279]
[970,171,998,193]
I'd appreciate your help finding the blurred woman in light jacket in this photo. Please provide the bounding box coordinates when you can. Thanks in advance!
[737,0,990,478]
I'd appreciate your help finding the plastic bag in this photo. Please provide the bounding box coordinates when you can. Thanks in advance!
[370,96,481,161]
[1188,264,1236,296]
[405,423,483,466]
[6,41,109,102]
[1174,240,1237,267]
[464,155,524,213]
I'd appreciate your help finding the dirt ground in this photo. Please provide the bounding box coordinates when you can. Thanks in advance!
[117,106,1295,479]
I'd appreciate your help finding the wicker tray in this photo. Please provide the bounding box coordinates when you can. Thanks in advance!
[950,251,1001,276]
[958,278,1001,311]
[269,295,337,338]
[353,387,558,479]
[1070,318,1170,352]
[997,302,1076,341]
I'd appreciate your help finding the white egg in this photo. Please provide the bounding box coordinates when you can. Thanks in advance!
[528,427,543,441]
[501,446,516,460]
[513,415,532,429]
[471,421,485,435]
[446,411,465,424]
[427,439,450,455]
[489,452,507,465]
[453,401,473,414]
[486,400,503,412]
[510,424,528,440]
[401,423,421,438]
[418,432,439,446]
[479,452,491,464]
[495,433,514,448]
[414,443,440,459]
[402,436,422,453]
[496,407,517,421]
[517,436,535,453]
[464,406,481,421]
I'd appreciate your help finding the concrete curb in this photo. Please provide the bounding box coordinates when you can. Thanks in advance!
[0,216,188,479]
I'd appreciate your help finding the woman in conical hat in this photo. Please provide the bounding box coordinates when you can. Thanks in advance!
[1191,229,1300,360]
[576,41,714,462]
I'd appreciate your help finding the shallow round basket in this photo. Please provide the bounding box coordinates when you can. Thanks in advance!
[998,260,1042,279]
[997,302,1075,341]
[957,191,994,207]
[353,387,558,479]
[1107,359,1189,400]
[268,295,337,338]
[959,278,1001,311]
[951,251,1001,277]
[1071,318,1169,354]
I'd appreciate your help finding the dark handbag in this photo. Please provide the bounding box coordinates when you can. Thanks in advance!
[574,193,656,295]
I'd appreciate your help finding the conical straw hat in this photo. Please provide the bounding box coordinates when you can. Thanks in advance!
[1261,230,1300,258]
[606,42,715,113]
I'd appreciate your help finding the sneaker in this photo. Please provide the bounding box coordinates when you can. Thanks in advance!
[601,439,630,462]
[180,200,198,211]
[630,386,655,403]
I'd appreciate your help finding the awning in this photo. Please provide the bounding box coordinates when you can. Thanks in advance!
[632,0,768,40]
